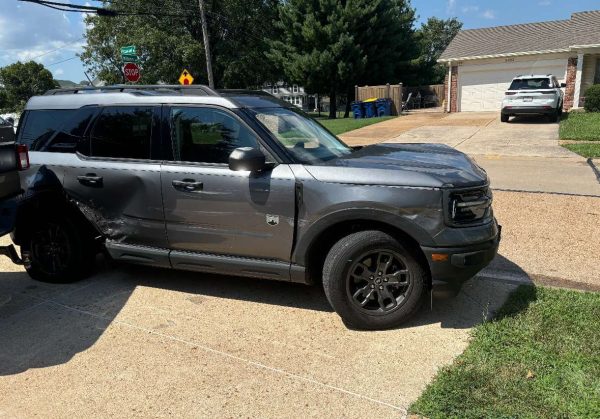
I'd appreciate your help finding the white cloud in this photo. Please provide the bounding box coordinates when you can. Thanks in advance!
[462,5,480,13]
[54,68,64,76]
[482,10,496,19]
[0,2,84,67]
[447,0,457,14]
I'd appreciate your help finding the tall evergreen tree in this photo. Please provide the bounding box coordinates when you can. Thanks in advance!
[269,0,418,118]
[414,17,462,85]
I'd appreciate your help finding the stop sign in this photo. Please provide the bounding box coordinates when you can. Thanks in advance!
[123,62,140,83]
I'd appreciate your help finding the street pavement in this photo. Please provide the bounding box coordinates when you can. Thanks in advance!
[0,238,516,418]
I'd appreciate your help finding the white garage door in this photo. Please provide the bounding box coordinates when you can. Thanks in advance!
[458,59,567,112]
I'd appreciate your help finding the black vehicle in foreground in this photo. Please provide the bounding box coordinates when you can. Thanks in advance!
[3,85,500,330]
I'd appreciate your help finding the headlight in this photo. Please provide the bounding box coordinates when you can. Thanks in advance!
[445,187,493,226]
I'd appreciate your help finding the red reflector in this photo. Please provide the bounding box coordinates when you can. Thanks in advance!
[16,144,30,170]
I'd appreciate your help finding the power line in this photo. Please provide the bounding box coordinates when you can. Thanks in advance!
[46,56,79,66]
[29,37,86,61]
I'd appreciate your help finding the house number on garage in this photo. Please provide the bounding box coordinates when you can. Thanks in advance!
[505,58,515,63]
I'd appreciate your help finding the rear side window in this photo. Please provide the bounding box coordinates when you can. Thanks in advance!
[89,107,153,160]
[18,110,71,149]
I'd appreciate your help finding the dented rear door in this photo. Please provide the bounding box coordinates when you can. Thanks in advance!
[62,106,167,248]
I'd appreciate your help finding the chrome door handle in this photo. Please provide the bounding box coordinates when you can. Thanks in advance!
[77,173,103,187]
[172,179,203,192]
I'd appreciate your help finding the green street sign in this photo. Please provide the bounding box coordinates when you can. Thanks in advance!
[121,54,139,63]
[120,45,136,55]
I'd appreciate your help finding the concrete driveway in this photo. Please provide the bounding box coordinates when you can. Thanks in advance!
[0,235,516,418]
[353,111,600,196]
[385,112,573,158]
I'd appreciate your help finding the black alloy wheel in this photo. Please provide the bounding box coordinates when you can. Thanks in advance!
[346,250,411,315]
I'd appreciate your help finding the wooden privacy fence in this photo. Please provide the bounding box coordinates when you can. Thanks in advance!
[403,84,444,105]
[355,84,403,115]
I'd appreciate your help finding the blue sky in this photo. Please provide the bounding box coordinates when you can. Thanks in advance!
[1,0,599,83]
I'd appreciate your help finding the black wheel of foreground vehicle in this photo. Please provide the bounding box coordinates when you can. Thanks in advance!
[322,230,427,330]
[500,114,509,123]
[22,217,94,283]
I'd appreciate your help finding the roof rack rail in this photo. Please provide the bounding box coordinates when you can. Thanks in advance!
[44,84,220,96]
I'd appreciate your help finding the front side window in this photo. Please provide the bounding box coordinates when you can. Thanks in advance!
[252,107,352,164]
[89,107,153,159]
[170,107,259,164]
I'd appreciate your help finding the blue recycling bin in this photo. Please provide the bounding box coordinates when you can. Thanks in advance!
[351,101,364,119]
[376,98,392,116]
[363,100,377,118]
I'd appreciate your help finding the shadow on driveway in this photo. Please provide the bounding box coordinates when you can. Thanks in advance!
[0,254,529,376]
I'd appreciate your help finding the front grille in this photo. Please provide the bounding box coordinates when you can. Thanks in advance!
[446,187,492,226]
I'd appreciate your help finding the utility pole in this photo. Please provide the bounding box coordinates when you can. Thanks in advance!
[198,0,214,89]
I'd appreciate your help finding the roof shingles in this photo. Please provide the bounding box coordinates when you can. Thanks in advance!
[440,10,600,61]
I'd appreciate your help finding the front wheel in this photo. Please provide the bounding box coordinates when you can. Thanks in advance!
[22,217,95,283]
[500,113,509,123]
[322,230,427,330]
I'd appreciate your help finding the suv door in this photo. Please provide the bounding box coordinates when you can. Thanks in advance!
[62,106,168,257]
[161,105,296,266]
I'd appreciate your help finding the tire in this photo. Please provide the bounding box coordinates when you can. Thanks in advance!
[322,230,427,330]
[21,217,95,283]
[500,114,509,123]
[547,111,559,123]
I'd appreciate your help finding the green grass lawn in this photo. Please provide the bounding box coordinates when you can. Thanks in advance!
[562,142,600,158]
[410,286,600,419]
[559,112,600,141]
[317,116,395,135]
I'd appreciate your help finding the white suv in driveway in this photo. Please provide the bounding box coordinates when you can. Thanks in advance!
[501,75,565,123]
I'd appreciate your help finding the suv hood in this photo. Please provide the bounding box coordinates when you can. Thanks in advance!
[304,143,488,188]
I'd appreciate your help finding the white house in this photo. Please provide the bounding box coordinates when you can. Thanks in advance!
[439,10,600,112]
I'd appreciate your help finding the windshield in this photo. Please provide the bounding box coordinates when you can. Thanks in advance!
[251,107,352,164]
[509,78,552,90]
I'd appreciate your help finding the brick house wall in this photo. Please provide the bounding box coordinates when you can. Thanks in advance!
[443,73,448,112]
[443,66,459,112]
[563,57,578,110]
[449,66,458,113]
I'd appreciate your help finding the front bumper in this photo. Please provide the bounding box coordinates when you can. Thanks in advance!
[421,225,501,294]
[502,105,556,115]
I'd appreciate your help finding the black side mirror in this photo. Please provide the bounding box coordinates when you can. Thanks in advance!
[229,147,267,172]
[5,117,14,126]
[560,83,567,88]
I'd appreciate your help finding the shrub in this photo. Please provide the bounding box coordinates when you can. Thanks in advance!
[584,84,600,112]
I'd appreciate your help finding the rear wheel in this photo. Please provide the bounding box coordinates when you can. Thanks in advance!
[22,217,94,283]
[500,113,509,123]
[322,230,427,330]
[547,111,559,123]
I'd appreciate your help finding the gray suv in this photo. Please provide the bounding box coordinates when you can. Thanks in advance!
[10,85,500,329]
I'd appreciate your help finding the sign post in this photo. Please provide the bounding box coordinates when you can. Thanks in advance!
[123,62,141,83]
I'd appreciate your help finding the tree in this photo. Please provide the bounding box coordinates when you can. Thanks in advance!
[81,0,280,88]
[414,17,462,85]
[0,61,58,112]
[269,0,417,118]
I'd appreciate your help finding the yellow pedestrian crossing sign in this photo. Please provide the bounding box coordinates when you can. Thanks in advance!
[179,69,194,85]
